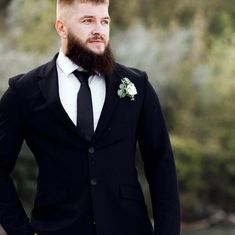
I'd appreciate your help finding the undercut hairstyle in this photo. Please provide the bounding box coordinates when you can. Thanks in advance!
[57,0,109,6]
[56,0,109,19]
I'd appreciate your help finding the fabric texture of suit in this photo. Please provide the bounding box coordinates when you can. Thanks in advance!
[0,54,180,235]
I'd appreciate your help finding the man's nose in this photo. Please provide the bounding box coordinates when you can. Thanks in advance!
[91,23,104,35]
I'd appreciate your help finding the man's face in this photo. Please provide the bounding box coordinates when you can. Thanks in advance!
[63,2,110,55]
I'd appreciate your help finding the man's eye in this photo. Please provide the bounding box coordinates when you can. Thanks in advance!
[101,20,109,25]
[82,19,92,24]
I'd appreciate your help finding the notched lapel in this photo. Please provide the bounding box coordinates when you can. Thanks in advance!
[37,55,88,144]
[92,70,122,142]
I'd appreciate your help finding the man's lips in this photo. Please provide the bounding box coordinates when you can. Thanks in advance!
[88,40,104,43]
[87,38,105,43]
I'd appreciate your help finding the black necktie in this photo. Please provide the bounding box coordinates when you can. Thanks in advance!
[73,70,94,141]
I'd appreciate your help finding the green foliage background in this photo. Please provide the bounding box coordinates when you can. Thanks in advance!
[1,0,235,224]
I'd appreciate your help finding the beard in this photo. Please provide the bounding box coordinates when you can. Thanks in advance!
[66,31,115,75]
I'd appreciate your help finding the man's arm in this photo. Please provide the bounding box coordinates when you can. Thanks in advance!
[0,76,34,235]
[137,74,181,235]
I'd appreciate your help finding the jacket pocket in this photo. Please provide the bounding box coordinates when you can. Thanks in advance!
[119,184,144,201]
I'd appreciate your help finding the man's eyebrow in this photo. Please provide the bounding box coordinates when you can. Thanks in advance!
[80,16,93,19]
[80,16,111,20]
[103,16,111,21]
[103,16,110,20]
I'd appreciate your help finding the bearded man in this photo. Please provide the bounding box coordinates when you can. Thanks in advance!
[0,0,180,235]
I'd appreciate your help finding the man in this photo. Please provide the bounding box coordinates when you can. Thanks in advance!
[0,0,180,235]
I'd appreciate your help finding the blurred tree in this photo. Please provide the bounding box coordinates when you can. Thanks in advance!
[0,0,11,12]
[6,0,57,53]
[0,0,12,31]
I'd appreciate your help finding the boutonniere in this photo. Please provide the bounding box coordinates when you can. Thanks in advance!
[117,77,137,101]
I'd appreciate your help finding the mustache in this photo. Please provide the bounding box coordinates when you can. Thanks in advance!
[87,35,105,42]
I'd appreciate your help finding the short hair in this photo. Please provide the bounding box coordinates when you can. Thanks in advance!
[56,0,109,19]
[58,0,109,6]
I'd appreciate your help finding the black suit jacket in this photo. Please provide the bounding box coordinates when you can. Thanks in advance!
[0,54,180,235]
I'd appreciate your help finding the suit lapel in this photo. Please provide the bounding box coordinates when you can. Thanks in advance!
[37,54,88,143]
[37,54,123,144]
[92,69,122,143]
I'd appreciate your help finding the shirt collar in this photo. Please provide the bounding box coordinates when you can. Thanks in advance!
[56,49,84,76]
[56,49,101,78]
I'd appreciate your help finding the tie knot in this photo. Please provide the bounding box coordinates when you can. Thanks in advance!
[73,70,93,84]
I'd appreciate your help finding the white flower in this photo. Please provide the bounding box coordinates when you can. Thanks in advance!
[126,83,137,96]
[117,77,137,101]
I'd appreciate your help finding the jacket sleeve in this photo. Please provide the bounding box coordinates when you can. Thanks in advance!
[0,76,34,235]
[137,73,181,235]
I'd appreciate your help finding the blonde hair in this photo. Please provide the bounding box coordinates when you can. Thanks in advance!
[57,0,109,6]
[56,0,109,19]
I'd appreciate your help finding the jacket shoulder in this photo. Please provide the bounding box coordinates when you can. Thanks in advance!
[115,63,147,80]
[9,62,50,88]
[9,54,57,88]
[7,59,53,104]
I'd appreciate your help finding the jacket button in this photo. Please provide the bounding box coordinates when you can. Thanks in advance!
[89,146,95,154]
[91,178,97,186]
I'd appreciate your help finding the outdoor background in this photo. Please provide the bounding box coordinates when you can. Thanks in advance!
[0,0,235,234]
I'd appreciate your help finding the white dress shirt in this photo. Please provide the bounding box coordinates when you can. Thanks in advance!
[56,51,106,131]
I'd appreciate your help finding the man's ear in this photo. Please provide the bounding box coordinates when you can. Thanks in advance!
[55,19,67,39]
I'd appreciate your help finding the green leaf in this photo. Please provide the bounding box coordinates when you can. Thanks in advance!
[117,90,124,97]
[121,91,126,97]
[119,84,125,89]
